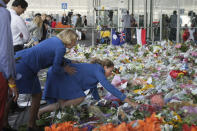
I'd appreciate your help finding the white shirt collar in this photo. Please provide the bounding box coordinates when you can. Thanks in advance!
[9,8,18,15]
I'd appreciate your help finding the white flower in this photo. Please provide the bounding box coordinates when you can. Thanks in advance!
[113,34,118,40]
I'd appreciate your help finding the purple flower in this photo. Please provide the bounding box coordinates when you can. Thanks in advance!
[181,106,197,114]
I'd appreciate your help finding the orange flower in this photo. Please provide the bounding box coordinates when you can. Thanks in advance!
[130,113,163,131]
[45,127,52,131]
[114,122,129,131]
[54,22,73,33]
[191,125,197,131]
[45,121,86,131]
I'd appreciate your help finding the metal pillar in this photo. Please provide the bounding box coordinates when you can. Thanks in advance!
[160,10,162,41]
[137,0,140,27]
[132,0,134,14]
[144,0,147,28]
[128,0,130,11]
[92,0,96,46]
[176,0,180,43]
[150,0,153,43]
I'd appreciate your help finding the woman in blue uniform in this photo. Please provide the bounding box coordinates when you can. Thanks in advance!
[38,59,138,117]
[15,29,78,130]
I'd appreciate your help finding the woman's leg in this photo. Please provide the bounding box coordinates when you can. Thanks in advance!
[28,92,42,128]
[3,98,12,127]
[59,97,85,108]
[38,97,85,118]
[33,41,39,46]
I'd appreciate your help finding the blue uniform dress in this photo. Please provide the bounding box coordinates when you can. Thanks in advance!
[15,37,70,94]
[43,63,126,104]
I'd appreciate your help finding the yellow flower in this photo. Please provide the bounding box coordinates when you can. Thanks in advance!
[133,84,154,94]
[110,51,113,55]
[178,73,184,78]
[119,66,123,71]
[125,59,130,63]
[134,89,141,94]
[173,112,182,123]
[142,84,154,91]
[157,60,162,63]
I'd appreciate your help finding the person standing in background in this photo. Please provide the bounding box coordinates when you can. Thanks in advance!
[0,0,18,130]
[27,15,43,46]
[122,11,132,44]
[130,13,136,41]
[83,15,87,27]
[61,13,68,25]
[169,11,183,42]
[75,14,82,28]
[72,14,78,27]
[9,0,29,52]
[51,18,57,28]
[41,14,49,41]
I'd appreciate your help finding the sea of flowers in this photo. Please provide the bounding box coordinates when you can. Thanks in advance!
[41,41,197,131]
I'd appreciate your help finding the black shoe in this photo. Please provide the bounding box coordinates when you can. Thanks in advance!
[2,126,17,131]
[27,126,41,131]
[10,101,25,113]
[27,127,34,131]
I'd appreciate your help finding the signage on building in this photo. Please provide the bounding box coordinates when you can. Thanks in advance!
[61,3,67,9]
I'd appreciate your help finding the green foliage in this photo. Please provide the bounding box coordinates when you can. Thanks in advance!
[133,44,141,52]
[84,53,91,59]
[132,85,143,90]
[179,43,189,52]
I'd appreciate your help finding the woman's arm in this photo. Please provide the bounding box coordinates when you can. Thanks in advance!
[95,67,138,107]
[52,48,66,74]
[95,68,126,101]
[28,22,37,32]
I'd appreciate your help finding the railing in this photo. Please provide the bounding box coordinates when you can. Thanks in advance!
[48,26,197,46]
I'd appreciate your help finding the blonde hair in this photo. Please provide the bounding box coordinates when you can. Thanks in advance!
[33,16,43,28]
[91,58,114,68]
[57,29,78,46]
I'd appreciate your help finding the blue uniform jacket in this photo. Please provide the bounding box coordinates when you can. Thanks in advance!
[44,63,126,102]
[15,37,70,74]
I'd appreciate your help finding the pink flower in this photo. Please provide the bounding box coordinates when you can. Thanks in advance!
[191,51,197,57]
[175,44,182,49]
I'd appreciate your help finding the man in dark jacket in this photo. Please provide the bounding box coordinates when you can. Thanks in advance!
[61,13,68,25]
[169,11,178,42]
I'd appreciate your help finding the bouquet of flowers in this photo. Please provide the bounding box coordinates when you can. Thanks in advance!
[175,43,189,52]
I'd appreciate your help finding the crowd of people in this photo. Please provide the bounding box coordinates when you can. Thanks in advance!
[121,10,197,44]
[61,13,87,28]
[0,0,136,131]
[162,10,197,43]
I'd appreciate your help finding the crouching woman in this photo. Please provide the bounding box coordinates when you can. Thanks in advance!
[39,59,138,117]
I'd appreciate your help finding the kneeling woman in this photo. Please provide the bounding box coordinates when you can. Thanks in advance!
[39,59,137,116]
